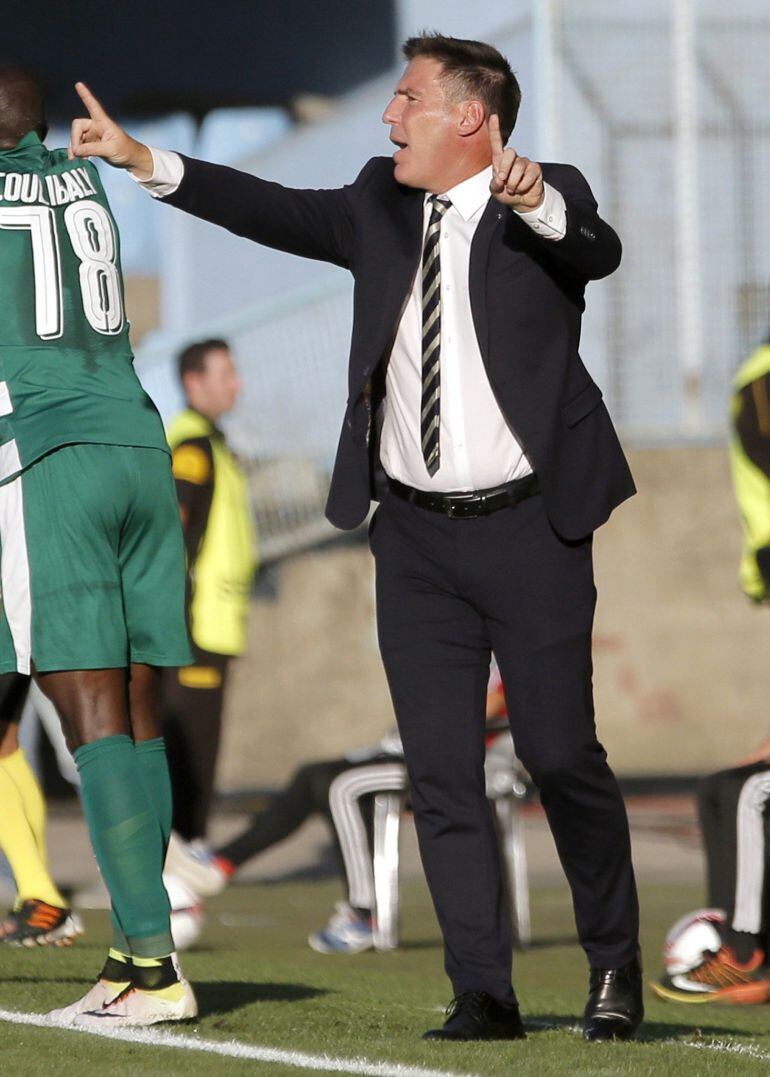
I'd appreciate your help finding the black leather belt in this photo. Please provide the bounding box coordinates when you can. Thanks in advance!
[387,474,540,519]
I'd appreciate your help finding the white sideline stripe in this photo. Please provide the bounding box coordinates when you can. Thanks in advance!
[527,1020,770,1064]
[0,1009,476,1077]
[679,1039,770,1064]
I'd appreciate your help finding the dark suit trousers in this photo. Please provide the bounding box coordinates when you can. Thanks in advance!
[370,489,639,1003]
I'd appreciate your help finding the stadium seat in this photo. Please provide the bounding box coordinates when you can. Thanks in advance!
[195,107,291,166]
[370,762,531,952]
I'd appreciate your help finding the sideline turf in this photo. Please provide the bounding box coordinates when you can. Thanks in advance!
[1,880,768,1076]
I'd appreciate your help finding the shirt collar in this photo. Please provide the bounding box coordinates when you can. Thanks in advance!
[14,131,44,150]
[427,165,493,223]
[0,130,46,165]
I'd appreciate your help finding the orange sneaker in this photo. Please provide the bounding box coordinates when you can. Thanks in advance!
[0,899,83,947]
[652,946,770,1005]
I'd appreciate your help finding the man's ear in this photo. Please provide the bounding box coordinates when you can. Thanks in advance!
[458,100,485,137]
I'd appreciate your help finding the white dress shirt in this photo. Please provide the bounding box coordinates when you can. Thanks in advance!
[380,166,564,492]
[137,152,566,492]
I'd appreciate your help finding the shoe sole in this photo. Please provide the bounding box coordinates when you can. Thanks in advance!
[583,1019,638,1041]
[423,1029,526,1041]
[75,1011,198,1028]
[650,979,770,1005]
[307,935,374,955]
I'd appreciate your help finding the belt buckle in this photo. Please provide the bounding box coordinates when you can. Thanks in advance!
[447,494,482,519]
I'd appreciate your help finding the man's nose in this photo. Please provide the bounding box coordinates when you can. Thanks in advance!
[381,96,400,125]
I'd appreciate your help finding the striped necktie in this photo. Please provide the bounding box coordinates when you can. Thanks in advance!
[421,195,450,477]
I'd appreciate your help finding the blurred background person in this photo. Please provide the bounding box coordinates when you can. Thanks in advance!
[728,331,770,605]
[0,673,82,946]
[652,332,770,1005]
[163,339,258,856]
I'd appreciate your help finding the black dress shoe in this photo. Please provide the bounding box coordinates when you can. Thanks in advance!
[583,955,644,1041]
[423,991,526,1041]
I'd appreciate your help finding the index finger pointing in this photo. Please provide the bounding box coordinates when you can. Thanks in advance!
[75,81,108,121]
[489,113,505,162]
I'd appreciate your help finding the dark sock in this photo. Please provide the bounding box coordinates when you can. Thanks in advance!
[351,906,372,921]
[723,927,763,964]
[132,954,179,990]
[101,949,132,982]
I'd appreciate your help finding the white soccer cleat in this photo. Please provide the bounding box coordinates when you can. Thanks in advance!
[164,833,228,897]
[163,873,206,951]
[46,977,129,1026]
[73,978,198,1028]
[308,901,375,954]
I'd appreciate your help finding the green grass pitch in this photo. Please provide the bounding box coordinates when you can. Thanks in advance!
[1,879,768,1075]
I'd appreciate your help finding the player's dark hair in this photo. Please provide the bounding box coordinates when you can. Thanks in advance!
[178,339,230,384]
[0,65,48,148]
[402,32,520,142]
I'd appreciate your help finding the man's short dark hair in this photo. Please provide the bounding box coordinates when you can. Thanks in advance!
[0,65,47,148]
[177,338,229,383]
[402,32,520,142]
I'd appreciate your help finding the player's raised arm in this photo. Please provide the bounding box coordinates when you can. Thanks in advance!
[69,82,154,179]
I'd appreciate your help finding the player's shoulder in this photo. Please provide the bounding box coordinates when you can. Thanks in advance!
[38,146,103,192]
[45,145,72,168]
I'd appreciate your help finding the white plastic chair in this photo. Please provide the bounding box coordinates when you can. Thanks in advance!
[370,762,531,952]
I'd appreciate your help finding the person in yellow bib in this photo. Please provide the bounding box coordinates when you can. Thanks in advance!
[163,339,258,854]
[730,336,770,603]
[0,672,83,947]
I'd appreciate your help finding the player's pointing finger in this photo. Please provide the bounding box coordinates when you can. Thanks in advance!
[75,81,108,121]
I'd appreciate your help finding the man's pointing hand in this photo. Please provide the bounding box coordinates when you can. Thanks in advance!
[70,82,154,180]
[488,114,544,213]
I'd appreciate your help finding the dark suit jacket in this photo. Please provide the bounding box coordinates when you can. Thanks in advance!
[164,155,635,540]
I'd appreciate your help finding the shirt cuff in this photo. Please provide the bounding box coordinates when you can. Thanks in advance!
[130,147,184,198]
[514,182,566,240]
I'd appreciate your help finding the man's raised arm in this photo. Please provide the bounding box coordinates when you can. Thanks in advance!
[70,81,357,269]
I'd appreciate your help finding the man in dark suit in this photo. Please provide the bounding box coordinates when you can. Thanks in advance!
[70,32,642,1043]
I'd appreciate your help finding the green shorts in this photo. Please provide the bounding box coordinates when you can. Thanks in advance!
[0,444,193,674]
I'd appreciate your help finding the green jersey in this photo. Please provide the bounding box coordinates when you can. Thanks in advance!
[0,132,168,483]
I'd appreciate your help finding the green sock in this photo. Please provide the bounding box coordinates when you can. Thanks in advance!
[134,737,173,854]
[110,905,131,956]
[109,739,173,953]
[74,735,174,958]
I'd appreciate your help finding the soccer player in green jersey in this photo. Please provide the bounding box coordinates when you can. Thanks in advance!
[0,66,196,1027]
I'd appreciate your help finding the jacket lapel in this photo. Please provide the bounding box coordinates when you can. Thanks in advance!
[372,188,424,361]
[469,197,504,367]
